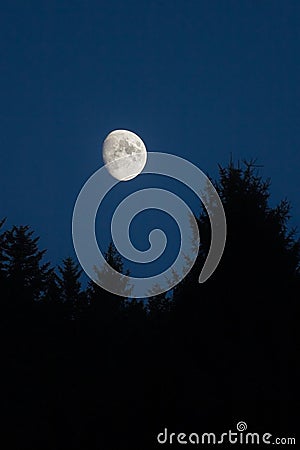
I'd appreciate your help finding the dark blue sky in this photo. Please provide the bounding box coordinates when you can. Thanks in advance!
[1,0,299,267]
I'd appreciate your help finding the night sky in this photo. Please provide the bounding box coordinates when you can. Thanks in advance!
[1,0,299,267]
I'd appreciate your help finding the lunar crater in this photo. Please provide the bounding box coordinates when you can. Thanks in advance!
[102,130,147,181]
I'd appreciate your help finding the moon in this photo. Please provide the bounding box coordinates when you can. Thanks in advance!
[102,129,147,181]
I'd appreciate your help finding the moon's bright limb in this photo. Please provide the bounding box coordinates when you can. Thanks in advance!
[102,129,147,181]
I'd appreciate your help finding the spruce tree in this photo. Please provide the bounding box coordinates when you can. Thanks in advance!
[58,257,82,320]
[171,159,300,430]
[3,225,50,310]
[87,241,132,324]
[0,218,7,282]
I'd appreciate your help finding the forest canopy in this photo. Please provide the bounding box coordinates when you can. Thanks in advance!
[1,161,298,450]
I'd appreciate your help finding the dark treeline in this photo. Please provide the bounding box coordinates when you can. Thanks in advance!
[1,161,298,449]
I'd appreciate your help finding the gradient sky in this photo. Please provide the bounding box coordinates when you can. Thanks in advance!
[1,0,299,268]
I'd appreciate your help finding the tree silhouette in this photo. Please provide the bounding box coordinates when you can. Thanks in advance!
[0,219,9,320]
[2,225,51,317]
[58,256,83,320]
[1,159,298,449]
[0,218,8,284]
[93,241,133,298]
[147,289,171,318]
[0,218,6,278]
[171,159,299,431]
[43,267,61,304]
[87,241,132,327]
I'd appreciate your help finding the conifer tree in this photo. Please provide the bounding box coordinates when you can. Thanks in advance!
[0,218,7,282]
[3,225,50,309]
[87,241,132,323]
[58,257,82,320]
